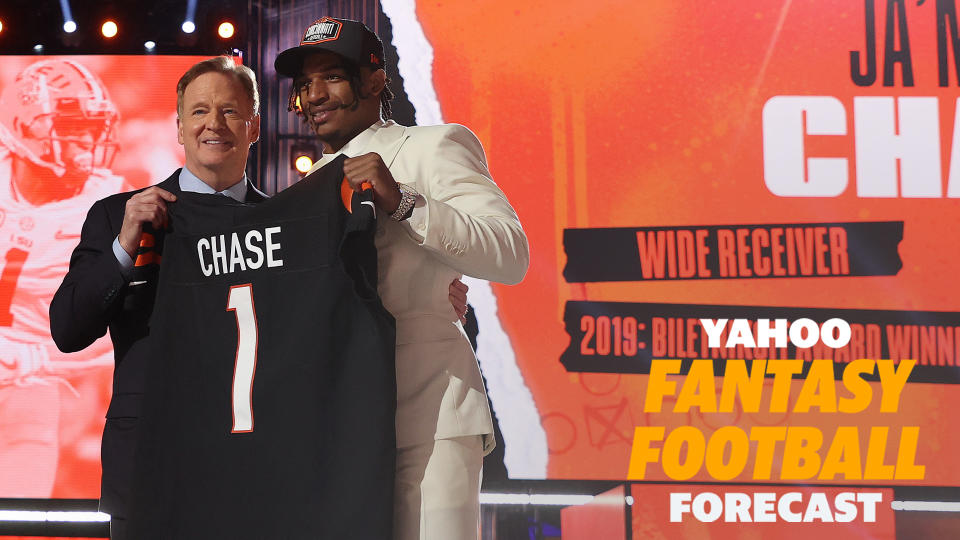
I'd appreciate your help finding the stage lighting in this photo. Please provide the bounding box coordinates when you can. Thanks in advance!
[295,155,314,174]
[183,0,198,34]
[218,22,235,39]
[294,156,313,174]
[33,44,43,53]
[145,40,156,51]
[101,20,118,38]
[291,143,317,174]
[0,20,4,34]
[59,0,76,33]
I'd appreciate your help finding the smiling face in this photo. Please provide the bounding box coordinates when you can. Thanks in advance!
[177,71,260,191]
[295,51,384,153]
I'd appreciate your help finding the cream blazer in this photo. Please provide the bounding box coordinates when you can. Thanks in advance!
[314,120,529,451]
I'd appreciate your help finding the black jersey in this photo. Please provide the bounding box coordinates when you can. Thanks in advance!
[128,156,396,539]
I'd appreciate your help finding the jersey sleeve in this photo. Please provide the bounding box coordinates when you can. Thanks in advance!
[339,187,379,301]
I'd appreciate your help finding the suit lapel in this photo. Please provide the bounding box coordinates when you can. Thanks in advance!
[156,169,182,194]
[306,122,409,174]
[366,122,410,168]
[313,152,339,171]
[245,180,268,202]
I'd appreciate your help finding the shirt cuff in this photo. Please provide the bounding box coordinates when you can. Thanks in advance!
[112,236,134,279]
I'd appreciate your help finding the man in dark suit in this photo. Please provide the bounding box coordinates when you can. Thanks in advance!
[49,56,264,540]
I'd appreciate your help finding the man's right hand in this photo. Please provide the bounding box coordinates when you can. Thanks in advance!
[118,187,177,258]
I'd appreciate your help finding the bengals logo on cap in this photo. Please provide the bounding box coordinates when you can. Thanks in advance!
[301,17,342,45]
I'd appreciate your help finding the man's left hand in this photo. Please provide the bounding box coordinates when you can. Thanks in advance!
[344,153,402,214]
[449,279,469,324]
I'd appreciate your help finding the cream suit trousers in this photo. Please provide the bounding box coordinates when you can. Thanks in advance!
[394,435,484,540]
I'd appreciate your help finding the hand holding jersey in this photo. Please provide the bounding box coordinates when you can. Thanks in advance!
[117,187,177,258]
[343,152,403,214]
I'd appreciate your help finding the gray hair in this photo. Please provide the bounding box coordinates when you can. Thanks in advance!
[176,56,260,117]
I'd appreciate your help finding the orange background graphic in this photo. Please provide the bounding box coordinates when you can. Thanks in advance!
[0,55,206,499]
[415,0,960,483]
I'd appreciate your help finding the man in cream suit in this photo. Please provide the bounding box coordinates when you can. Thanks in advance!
[275,16,529,540]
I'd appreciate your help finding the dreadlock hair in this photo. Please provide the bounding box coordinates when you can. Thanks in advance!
[287,61,394,122]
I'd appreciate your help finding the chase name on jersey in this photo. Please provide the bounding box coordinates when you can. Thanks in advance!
[196,226,284,277]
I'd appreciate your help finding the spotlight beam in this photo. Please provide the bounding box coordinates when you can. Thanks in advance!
[58,0,74,23]
[183,0,198,33]
[59,0,76,32]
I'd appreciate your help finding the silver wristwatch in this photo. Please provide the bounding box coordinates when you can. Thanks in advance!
[390,183,418,221]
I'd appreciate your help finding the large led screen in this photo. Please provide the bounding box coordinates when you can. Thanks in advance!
[0,55,208,498]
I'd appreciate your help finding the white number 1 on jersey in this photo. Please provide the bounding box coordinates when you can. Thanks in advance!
[226,284,258,433]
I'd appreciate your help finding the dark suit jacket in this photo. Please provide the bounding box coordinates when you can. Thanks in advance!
[49,170,266,517]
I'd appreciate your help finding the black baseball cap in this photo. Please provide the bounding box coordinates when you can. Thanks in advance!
[274,17,384,78]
